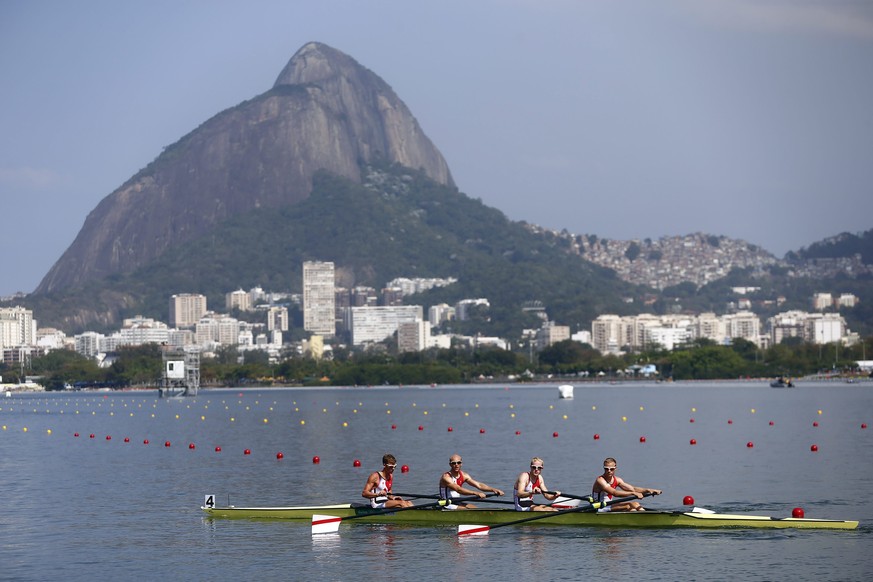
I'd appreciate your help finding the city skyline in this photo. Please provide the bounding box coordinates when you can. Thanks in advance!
[2,1,872,297]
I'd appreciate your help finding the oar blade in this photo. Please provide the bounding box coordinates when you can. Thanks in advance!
[312,514,342,535]
[458,524,491,536]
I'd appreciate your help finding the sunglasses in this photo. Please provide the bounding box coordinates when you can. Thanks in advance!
[603,467,616,471]
[450,461,463,466]
[530,465,544,471]
[385,464,397,469]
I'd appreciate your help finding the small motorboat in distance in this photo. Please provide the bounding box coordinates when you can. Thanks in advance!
[770,376,795,388]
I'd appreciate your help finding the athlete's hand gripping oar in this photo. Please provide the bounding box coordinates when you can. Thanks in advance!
[457,491,658,536]
[312,493,498,534]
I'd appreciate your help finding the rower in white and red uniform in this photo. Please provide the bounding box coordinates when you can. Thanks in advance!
[513,456,561,511]
[362,453,413,509]
[592,457,661,512]
[438,454,504,509]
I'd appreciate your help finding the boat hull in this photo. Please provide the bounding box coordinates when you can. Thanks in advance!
[201,504,858,530]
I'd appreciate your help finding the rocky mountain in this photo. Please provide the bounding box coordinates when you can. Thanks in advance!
[36,42,453,294]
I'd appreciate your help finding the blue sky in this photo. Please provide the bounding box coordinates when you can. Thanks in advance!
[2,0,872,296]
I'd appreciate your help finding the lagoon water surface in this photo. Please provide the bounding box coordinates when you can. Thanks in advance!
[1,382,871,581]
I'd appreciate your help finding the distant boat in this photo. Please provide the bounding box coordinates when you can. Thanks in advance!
[770,377,795,388]
[558,384,574,399]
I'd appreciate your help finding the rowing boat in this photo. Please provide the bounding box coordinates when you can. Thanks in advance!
[200,503,858,530]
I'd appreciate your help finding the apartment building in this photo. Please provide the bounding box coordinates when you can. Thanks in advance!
[169,294,207,328]
[303,261,335,337]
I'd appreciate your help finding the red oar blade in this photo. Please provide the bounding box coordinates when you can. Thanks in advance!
[312,514,342,534]
[458,524,491,536]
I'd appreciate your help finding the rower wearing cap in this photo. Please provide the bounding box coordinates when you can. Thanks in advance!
[362,453,413,509]
[593,457,661,512]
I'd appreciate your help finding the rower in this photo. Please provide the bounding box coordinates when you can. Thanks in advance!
[592,457,661,512]
[362,454,413,509]
[513,457,561,511]
[439,454,505,509]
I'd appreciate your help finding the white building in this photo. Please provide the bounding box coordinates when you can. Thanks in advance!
[303,261,336,337]
[266,306,289,332]
[455,298,489,321]
[74,332,104,358]
[428,303,456,326]
[812,293,833,311]
[805,313,845,344]
[349,305,423,345]
[196,314,241,346]
[0,306,35,349]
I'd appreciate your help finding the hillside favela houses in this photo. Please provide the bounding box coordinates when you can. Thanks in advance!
[0,264,867,389]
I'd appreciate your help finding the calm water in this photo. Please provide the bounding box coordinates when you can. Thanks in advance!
[1,381,871,581]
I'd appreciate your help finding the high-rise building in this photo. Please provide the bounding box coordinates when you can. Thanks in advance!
[266,306,289,332]
[303,261,335,337]
[226,289,252,312]
[0,306,35,349]
[170,294,207,328]
[398,320,430,353]
[349,305,423,345]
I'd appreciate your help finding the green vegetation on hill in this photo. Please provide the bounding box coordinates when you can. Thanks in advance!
[22,162,641,335]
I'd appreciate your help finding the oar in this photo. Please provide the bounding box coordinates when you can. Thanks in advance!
[312,493,498,534]
[542,491,595,502]
[457,491,658,536]
[392,492,516,505]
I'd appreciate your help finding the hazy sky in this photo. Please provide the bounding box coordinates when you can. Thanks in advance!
[2,0,872,296]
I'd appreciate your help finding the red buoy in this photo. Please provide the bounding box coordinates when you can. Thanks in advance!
[690,439,697,445]
[689,418,694,423]
[353,459,361,467]
[553,432,559,438]
[746,441,754,448]
[515,430,521,435]
[769,421,774,426]
[639,436,646,443]
[480,428,486,434]
[164,441,171,447]
[810,444,818,452]
[244,448,251,455]
[143,439,149,445]
[188,443,195,449]
[90,434,95,439]
[106,435,111,440]
[813,421,819,427]
[593,433,600,440]
[683,495,695,506]
[74,432,79,437]
[447,427,453,432]
[727,419,733,424]
[862,423,868,429]
[391,424,397,430]
[215,446,222,452]
[418,425,424,431]
[792,507,805,518]
[312,455,320,464]
[124,437,130,443]
[276,452,284,459]
[401,464,409,473]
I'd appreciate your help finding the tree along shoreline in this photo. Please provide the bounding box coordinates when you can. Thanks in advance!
[5,337,871,390]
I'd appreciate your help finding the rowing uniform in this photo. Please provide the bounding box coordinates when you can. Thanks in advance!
[593,475,617,512]
[439,471,466,510]
[514,474,542,511]
[369,471,392,509]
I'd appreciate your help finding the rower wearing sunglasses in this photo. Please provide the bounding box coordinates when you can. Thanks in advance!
[513,457,561,511]
[438,454,505,509]
[593,457,661,512]
[362,453,413,509]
